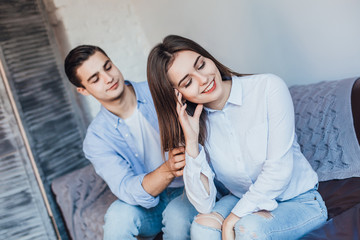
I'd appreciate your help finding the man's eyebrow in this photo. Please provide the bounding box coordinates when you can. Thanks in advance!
[177,55,201,87]
[86,59,110,82]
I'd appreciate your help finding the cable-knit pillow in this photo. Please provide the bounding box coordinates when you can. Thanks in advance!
[289,77,360,181]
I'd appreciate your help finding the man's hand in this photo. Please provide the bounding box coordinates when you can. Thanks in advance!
[222,213,240,240]
[142,147,185,197]
[166,147,186,177]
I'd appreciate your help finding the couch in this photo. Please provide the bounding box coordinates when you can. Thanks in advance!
[52,76,360,240]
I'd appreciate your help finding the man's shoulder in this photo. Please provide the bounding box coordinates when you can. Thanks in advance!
[129,80,151,95]
[85,108,110,138]
[129,80,156,110]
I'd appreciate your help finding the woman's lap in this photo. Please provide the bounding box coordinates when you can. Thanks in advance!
[192,189,327,240]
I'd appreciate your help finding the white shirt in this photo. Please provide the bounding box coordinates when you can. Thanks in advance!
[124,108,144,160]
[183,74,318,217]
[125,107,183,188]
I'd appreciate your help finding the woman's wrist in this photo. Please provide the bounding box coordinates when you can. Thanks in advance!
[185,140,199,158]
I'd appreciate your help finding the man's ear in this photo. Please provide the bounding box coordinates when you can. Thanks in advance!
[76,87,90,96]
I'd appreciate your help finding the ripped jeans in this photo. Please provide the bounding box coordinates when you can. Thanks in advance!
[191,188,327,240]
[103,187,197,240]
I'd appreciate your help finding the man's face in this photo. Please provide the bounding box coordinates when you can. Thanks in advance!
[76,51,125,104]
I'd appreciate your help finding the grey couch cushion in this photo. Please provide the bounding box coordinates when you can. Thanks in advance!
[52,164,117,240]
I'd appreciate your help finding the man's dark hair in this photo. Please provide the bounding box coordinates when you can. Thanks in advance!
[64,45,108,88]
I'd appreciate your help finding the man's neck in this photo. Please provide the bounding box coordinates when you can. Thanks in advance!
[103,85,137,119]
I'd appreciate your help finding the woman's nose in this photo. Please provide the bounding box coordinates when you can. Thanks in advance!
[197,73,208,85]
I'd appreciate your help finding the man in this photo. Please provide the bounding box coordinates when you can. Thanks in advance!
[64,45,197,239]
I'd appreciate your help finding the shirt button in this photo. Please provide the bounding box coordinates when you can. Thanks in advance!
[119,120,122,123]
[125,134,129,137]
[135,153,139,157]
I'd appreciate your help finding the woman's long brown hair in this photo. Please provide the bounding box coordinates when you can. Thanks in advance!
[147,35,245,157]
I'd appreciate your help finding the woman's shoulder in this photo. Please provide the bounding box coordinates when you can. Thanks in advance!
[233,73,288,97]
[234,73,283,82]
[237,73,286,89]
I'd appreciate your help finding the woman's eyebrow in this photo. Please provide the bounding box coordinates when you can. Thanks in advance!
[193,55,201,68]
[178,74,189,87]
[177,55,201,87]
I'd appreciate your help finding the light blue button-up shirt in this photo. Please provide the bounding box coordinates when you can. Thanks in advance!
[83,81,182,209]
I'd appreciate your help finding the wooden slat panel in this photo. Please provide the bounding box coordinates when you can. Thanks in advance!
[0,0,89,238]
[0,76,55,240]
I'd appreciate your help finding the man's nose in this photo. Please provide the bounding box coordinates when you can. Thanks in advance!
[103,72,113,84]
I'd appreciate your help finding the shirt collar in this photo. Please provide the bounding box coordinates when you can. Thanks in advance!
[204,76,243,113]
[226,76,243,106]
[100,80,147,128]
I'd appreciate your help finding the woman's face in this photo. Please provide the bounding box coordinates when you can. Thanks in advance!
[167,50,227,109]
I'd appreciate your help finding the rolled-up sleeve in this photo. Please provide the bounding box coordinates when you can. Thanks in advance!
[83,130,159,209]
[232,74,295,217]
[183,147,217,213]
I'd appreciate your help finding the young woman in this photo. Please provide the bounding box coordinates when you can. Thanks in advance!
[147,35,327,240]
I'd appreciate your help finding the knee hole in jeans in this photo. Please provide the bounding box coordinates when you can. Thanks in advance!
[194,212,224,230]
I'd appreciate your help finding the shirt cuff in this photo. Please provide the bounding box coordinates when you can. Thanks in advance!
[185,145,207,172]
[133,173,160,208]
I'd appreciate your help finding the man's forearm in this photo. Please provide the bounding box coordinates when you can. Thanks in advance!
[142,162,175,197]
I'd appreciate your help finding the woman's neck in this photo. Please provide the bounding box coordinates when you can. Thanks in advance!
[205,79,232,110]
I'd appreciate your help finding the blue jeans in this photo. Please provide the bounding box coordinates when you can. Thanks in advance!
[103,187,198,240]
[191,188,327,240]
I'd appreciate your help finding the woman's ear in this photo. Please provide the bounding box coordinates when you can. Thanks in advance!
[76,87,90,96]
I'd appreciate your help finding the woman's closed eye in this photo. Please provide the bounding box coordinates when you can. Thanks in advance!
[198,60,205,70]
[184,78,192,88]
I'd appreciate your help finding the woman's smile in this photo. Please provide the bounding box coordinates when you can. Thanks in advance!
[202,79,216,94]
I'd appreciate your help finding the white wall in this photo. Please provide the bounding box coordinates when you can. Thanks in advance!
[132,0,360,86]
[46,0,360,117]
[44,0,150,118]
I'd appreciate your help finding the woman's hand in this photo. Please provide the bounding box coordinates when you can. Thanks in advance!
[175,89,203,158]
[222,213,240,240]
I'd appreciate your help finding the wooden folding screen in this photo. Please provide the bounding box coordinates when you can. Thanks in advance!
[0,1,89,239]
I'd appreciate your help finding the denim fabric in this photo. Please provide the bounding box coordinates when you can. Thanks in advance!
[191,188,327,240]
[103,187,197,240]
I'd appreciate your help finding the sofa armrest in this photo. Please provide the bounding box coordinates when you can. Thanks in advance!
[351,78,360,144]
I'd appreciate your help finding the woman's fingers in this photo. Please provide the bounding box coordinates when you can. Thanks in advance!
[194,103,203,120]
[175,89,186,117]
